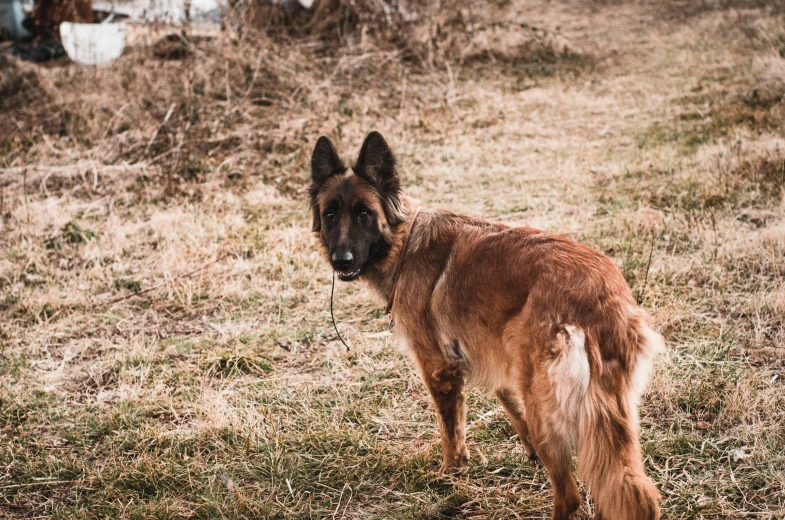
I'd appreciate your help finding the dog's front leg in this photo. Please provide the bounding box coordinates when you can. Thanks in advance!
[417,353,469,473]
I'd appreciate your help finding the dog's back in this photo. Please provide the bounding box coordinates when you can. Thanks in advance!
[392,209,663,520]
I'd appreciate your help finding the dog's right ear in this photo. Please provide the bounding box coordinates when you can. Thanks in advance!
[311,136,346,187]
[310,136,346,232]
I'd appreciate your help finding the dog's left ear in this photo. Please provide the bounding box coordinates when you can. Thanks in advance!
[354,132,404,226]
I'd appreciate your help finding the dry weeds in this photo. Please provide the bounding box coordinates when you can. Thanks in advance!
[1,0,784,518]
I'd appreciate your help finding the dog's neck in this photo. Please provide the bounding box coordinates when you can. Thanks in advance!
[363,196,421,305]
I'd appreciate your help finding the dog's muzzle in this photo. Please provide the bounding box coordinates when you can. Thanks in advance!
[332,250,360,280]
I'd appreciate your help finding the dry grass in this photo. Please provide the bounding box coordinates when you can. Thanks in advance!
[1,0,784,518]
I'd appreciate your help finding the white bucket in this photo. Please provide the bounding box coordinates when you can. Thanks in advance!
[60,21,126,65]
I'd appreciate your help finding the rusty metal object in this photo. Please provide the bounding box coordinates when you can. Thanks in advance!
[31,0,93,41]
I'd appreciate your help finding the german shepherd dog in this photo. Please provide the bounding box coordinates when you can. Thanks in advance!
[309,132,663,520]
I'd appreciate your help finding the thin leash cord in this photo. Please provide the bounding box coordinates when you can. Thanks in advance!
[330,271,351,351]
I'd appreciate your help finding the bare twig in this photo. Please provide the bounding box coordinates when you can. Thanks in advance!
[23,167,29,230]
[0,480,76,490]
[637,236,655,306]
[143,103,177,158]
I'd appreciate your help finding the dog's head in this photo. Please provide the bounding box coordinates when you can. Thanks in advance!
[309,132,406,281]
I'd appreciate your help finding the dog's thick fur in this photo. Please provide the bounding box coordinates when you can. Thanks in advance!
[310,132,664,520]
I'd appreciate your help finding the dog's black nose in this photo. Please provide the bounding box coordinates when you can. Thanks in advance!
[331,250,354,270]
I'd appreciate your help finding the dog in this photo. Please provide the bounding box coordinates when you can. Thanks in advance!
[309,132,664,520]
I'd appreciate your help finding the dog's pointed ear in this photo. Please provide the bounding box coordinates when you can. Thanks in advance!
[310,136,346,232]
[354,132,404,226]
[355,131,396,187]
[311,136,345,187]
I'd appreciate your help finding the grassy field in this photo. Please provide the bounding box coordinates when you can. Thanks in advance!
[1,0,785,518]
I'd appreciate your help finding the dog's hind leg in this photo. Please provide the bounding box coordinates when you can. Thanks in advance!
[417,351,469,473]
[532,421,581,520]
[521,323,588,520]
[495,388,538,463]
[526,395,582,520]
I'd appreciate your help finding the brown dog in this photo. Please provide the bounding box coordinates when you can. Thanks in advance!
[310,132,664,520]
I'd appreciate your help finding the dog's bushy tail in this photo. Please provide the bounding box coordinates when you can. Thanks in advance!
[577,319,664,520]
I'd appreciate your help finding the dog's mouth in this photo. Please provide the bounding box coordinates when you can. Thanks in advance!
[336,268,361,281]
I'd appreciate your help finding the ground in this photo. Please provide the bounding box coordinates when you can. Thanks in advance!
[1,0,784,518]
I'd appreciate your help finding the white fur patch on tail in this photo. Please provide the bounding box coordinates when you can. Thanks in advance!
[631,324,665,398]
[639,323,666,356]
[549,325,590,429]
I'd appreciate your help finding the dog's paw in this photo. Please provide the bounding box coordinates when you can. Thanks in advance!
[528,452,541,467]
[439,453,469,474]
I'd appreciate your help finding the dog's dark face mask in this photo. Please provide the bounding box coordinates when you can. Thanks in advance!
[309,132,405,281]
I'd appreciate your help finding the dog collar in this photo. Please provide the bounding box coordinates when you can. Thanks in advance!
[385,205,421,317]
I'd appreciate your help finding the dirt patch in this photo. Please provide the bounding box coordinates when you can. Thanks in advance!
[0,56,51,110]
[0,32,302,199]
[0,56,54,156]
[242,0,434,63]
[442,19,592,79]
[638,80,785,152]
[652,0,785,22]
[597,142,785,215]
[151,33,217,60]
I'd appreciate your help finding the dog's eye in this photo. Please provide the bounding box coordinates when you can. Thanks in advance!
[358,211,370,221]
[324,212,336,223]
